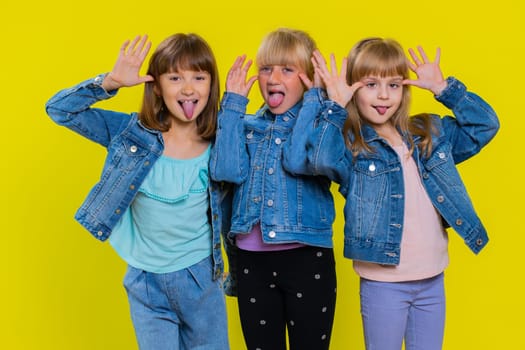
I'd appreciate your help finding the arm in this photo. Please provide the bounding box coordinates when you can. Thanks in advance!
[286,51,360,184]
[405,47,499,163]
[210,55,257,184]
[45,35,153,147]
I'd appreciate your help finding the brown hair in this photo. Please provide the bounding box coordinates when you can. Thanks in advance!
[344,38,435,157]
[139,33,219,140]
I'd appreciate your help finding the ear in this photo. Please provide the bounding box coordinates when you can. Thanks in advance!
[153,84,161,97]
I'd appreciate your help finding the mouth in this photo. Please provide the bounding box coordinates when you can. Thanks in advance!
[179,99,198,119]
[373,105,389,115]
[268,91,285,108]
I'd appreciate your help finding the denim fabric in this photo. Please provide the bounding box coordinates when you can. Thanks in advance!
[124,256,230,350]
[210,92,335,296]
[45,75,232,280]
[360,273,445,350]
[286,78,500,264]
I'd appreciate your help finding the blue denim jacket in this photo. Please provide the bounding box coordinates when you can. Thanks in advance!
[45,75,232,280]
[210,92,335,295]
[285,78,499,265]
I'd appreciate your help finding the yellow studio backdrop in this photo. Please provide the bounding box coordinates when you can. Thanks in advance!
[1,0,522,348]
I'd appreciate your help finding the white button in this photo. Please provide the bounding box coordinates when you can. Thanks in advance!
[246,132,253,139]
[269,231,276,238]
[283,116,290,121]
[369,163,376,172]
[328,109,333,114]
[437,195,444,203]
[438,152,445,159]
[97,231,103,237]
[275,138,282,145]
[130,145,137,153]
[268,168,274,175]
[267,199,274,206]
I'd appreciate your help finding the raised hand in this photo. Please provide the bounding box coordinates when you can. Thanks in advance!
[312,50,363,108]
[225,55,257,97]
[102,35,154,91]
[404,46,447,95]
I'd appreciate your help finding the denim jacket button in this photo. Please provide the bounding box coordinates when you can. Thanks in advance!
[456,219,463,226]
[438,152,446,159]
[283,116,290,121]
[246,132,253,139]
[369,163,376,172]
[268,168,274,175]
[275,138,282,145]
[130,145,137,153]
[269,231,276,238]
[96,231,103,237]
[476,238,483,246]
[437,195,444,203]
[267,199,274,207]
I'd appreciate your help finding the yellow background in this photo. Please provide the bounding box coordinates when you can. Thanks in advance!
[1,0,522,348]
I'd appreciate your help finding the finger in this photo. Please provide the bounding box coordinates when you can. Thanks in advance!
[417,46,430,63]
[299,72,313,89]
[329,53,338,76]
[242,59,253,72]
[407,60,417,72]
[340,57,348,79]
[138,40,152,61]
[120,39,131,54]
[434,47,441,64]
[408,48,421,65]
[128,35,141,55]
[246,75,258,91]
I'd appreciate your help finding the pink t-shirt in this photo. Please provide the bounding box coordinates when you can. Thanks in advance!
[236,223,305,251]
[353,144,449,282]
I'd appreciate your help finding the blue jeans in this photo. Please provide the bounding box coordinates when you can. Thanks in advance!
[360,273,445,350]
[123,256,230,350]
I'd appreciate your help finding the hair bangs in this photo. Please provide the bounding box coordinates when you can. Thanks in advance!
[256,28,316,78]
[349,38,409,83]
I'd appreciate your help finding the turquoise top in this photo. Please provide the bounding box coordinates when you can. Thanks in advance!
[110,146,212,273]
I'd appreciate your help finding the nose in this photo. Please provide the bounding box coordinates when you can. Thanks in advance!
[378,85,389,99]
[268,69,282,84]
[181,81,194,95]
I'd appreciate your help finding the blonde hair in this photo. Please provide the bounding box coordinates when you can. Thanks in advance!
[344,38,435,157]
[256,28,317,80]
[139,33,219,140]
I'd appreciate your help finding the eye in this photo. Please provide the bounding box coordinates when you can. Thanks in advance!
[196,75,208,81]
[259,66,271,74]
[366,82,377,88]
[168,75,181,82]
[390,83,400,89]
[283,67,295,73]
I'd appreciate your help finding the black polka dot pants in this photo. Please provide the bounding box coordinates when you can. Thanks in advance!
[236,246,337,350]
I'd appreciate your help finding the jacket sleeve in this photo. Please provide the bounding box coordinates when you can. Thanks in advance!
[44,74,132,148]
[436,77,500,164]
[209,92,250,184]
[287,92,352,189]
[283,88,325,175]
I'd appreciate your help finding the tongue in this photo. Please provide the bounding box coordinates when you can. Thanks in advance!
[268,93,284,108]
[376,106,387,115]
[182,101,196,119]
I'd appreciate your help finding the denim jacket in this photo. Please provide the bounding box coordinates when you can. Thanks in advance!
[285,78,499,265]
[45,75,232,280]
[210,92,335,295]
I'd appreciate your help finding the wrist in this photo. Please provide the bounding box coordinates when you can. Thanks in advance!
[102,73,122,92]
[431,80,448,96]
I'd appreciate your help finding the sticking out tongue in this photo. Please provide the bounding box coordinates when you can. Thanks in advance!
[375,106,388,115]
[268,92,285,108]
[182,101,196,119]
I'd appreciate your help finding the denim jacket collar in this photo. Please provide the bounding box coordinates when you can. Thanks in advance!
[257,99,303,122]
